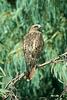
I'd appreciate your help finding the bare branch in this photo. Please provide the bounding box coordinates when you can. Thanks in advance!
[5,73,25,89]
[38,52,67,67]
[5,52,67,90]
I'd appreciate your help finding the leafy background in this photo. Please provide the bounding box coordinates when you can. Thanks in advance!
[0,0,67,100]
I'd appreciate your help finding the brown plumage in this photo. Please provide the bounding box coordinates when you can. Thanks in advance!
[23,24,44,80]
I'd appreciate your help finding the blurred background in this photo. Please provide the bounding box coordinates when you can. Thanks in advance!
[0,0,67,100]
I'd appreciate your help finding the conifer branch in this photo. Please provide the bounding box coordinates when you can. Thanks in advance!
[5,52,67,89]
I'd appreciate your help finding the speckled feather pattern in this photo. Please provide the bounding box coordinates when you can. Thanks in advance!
[23,25,44,79]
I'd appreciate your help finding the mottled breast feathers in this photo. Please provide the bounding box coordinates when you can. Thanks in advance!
[23,24,44,79]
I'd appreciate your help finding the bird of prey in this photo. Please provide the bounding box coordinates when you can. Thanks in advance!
[23,24,44,80]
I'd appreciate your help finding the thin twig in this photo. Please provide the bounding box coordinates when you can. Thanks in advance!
[38,52,67,67]
[5,73,25,89]
[5,52,67,89]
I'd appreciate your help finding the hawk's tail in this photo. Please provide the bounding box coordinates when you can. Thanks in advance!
[26,66,36,80]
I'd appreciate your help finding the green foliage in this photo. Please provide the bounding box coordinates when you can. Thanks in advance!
[0,0,67,99]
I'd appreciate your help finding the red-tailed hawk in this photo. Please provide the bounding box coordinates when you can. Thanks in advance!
[23,24,44,80]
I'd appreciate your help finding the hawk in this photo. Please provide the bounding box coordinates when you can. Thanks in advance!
[23,24,44,80]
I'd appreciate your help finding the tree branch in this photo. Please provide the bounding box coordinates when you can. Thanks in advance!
[5,52,67,89]
[5,73,25,89]
[38,52,67,67]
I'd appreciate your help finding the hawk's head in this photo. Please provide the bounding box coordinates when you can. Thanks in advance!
[29,24,42,32]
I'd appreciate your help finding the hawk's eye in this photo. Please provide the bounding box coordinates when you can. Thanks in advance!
[34,25,41,29]
[34,26,38,28]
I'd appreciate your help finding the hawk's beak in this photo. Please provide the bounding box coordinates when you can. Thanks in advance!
[38,24,42,28]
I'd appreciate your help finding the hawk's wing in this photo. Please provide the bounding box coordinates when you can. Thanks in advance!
[23,31,44,79]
